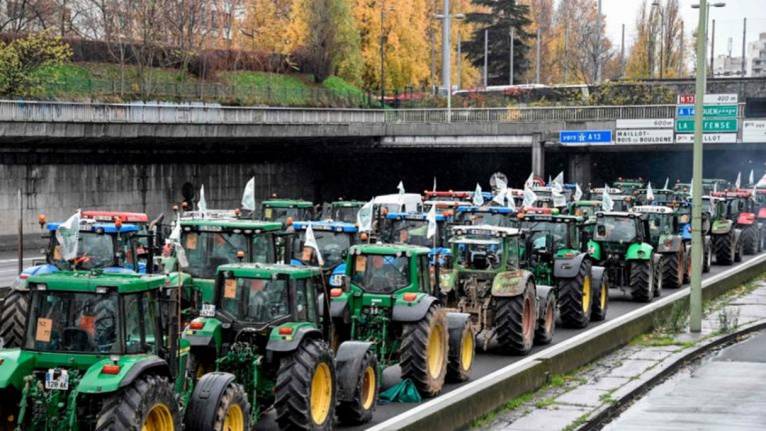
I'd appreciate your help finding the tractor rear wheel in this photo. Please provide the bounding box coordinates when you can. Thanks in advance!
[400,305,449,397]
[629,261,653,303]
[661,252,683,289]
[185,373,250,431]
[557,260,593,328]
[0,290,28,349]
[742,225,758,255]
[337,349,378,425]
[703,241,712,273]
[447,318,474,383]
[534,290,556,345]
[275,338,336,430]
[96,374,180,431]
[591,275,609,321]
[713,232,735,265]
[494,281,537,355]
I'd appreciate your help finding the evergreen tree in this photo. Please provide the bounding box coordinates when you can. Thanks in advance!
[463,0,532,86]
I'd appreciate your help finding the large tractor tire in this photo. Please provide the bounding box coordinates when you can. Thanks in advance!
[337,349,378,425]
[96,374,180,431]
[557,260,593,328]
[629,261,654,303]
[275,338,336,430]
[400,305,449,397]
[661,252,683,290]
[0,290,29,349]
[713,232,736,265]
[446,318,474,383]
[186,373,250,431]
[703,241,712,273]
[494,281,537,355]
[591,275,609,322]
[742,225,758,255]
[735,233,744,263]
[534,289,556,345]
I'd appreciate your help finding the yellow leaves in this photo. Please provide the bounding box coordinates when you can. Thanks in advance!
[237,0,301,54]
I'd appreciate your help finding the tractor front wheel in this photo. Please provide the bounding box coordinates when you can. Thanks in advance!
[96,374,180,431]
[557,260,593,328]
[534,290,556,345]
[400,306,449,397]
[0,290,28,348]
[447,318,475,383]
[275,338,336,430]
[494,281,537,355]
[591,275,609,322]
[629,261,654,303]
[185,373,250,431]
[337,349,378,425]
[713,232,735,265]
[742,225,758,255]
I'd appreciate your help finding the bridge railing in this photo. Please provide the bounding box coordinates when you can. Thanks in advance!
[0,100,746,124]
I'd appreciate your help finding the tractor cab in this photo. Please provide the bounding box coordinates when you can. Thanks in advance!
[454,205,516,227]
[290,220,360,287]
[590,187,634,211]
[448,225,521,272]
[261,199,315,223]
[0,271,190,430]
[631,206,681,249]
[569,200,602,220]
[711,191,756,222]
[382,211,449,248]
[323,200,365,223]
[517,212,586,284]
[635,188,676,206]
[530,186,568,209]
[613,178,644,195]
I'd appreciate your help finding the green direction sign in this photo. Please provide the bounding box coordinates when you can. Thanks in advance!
[675,119,738,133]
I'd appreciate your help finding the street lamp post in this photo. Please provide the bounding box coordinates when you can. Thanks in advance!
[435,0,464,121]
[690,0,726,333]
[652,1,665,79]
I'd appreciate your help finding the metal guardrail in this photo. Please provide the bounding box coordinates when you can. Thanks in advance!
[0,100,747,125]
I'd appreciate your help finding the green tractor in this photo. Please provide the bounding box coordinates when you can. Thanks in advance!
[590,212,662,302]
[0,270,234,430]
[183,263,376,429]
[261,199,316,223]
[631,205,690,289]
[439,225,556,355]
[612,178,645,195]
[322,200,366,223]
[163,217,284,317]
[331,243,474,397]
[517,209,608,328]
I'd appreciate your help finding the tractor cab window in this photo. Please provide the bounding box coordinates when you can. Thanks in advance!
[351,254,410,294]
[452,237,504,270]
[26,290,120,353]
[220,277,290,323]
[458,211,512,227]
[263,207,311,223]
[124,292,157,353]
[292,230,351,268]
[52,232,116,270]
[521,221,568,250]
[646,214,673,245]
[595,217,637,243]
[573,205,597,219]
[252,234,275,264]
[183,231,249,278]
[330,206,359,224]
[385,219,434,247]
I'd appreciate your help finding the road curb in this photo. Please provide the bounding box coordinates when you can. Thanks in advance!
[581,318,766,430]
[367,254,766,431]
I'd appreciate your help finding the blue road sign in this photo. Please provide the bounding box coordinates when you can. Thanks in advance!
[559,130,613,145]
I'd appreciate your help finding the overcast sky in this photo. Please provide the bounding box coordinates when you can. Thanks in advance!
[595,0,766,57]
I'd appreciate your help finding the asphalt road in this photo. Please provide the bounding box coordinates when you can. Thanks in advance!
[0,255,37,290]
[253,252,765,430]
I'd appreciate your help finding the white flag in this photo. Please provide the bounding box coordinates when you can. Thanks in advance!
[241,177,255,211]
[506,190,517,211]
[56,210,81,261]
[663,177,669,190]
[426,204,437,239]
[167,213,188,269]
[689,180,693,197]
[304,224,324,265]
[397,181,405,195]
[601,187,614,212]
[433,177,437,192]
[574,183,583,202]
[757,174,766,187]
[473,183,484,206]
[357,199,374,232]
[523,187,537,208]
[492,175,508,205]
[552,189,566,207]
[750,170,755,186]
[198,185,208,215]
[713,182,718,193]
[752,185,758,202]
[735,172,741,189]
[646,182,655,202]
[552,171,564,193]
[524,172,536,189]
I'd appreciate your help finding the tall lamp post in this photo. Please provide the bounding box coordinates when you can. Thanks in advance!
[690,0,726,333]
[652,1,666,79]
[434,0,464,121]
